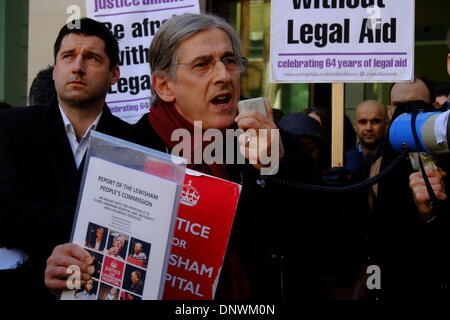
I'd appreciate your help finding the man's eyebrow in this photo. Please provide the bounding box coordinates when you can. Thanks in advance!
[59,49,75,55]
[59,48,103,58]
[223,51,236,57]
[190,51,237,61]
[190,54,213,61]
[83,49,104,57]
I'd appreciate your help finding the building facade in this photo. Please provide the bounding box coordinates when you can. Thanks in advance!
[0,0,448,119]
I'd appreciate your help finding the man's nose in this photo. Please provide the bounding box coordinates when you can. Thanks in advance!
[364,122,373,130]
[72,55,85,73]
[212,60,232,84]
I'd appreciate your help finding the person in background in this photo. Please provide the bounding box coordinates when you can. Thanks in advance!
[387,76,435,120]
[304,106,357,154]
[28,66,57,106]
[344,100,387,177]
[279,112,330,173]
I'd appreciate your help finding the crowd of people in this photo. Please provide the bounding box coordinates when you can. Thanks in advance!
[0,13,448,301]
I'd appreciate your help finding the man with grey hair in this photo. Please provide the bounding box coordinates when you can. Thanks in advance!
[45,13,316,300]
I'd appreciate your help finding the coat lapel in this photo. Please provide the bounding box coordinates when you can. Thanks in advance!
[42,103,79,185]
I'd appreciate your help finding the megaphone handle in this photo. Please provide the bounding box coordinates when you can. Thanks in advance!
[409,153,438,171]
[410,105,442,215]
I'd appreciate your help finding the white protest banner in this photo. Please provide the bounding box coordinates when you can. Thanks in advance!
[270,0,415,83]
[86,0,200,123]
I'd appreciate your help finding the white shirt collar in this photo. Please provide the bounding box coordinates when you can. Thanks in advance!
[58,105,102,138]
[58,105,103,168]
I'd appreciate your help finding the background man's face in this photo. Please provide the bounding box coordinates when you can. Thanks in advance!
[355,102,386,150]
[163,27,241,130]
[388,80,430,119]
[53,33,119,109]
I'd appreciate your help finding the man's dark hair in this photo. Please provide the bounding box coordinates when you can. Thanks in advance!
[53,18,119,69]
[29,66,56,106]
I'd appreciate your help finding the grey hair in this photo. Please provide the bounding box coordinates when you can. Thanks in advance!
[149,13,242,104]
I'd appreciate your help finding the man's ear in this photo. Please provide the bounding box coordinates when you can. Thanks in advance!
[447,54,450,77]
[387,105,394,121]
[152,72,175,103]
[110,66,120,85]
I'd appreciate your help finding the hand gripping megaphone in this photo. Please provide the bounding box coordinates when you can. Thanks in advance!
[389,107,449,215]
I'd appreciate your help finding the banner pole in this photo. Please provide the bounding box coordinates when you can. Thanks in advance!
[331,83,345,168]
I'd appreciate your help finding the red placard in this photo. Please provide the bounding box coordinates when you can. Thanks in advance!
[163,170,241,300]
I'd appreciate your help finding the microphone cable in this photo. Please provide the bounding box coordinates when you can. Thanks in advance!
[262,144,409,193]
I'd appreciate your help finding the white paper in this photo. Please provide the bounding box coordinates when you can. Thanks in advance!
[62,157,179,300]
[270,0,415,83]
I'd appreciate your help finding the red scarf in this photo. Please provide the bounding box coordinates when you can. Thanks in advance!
[148,101,230,180]
[149,101,252,299]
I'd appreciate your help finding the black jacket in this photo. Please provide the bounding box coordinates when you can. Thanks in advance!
[126,114,318,300]
[368,140,450,300]
[0,103,131,296]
